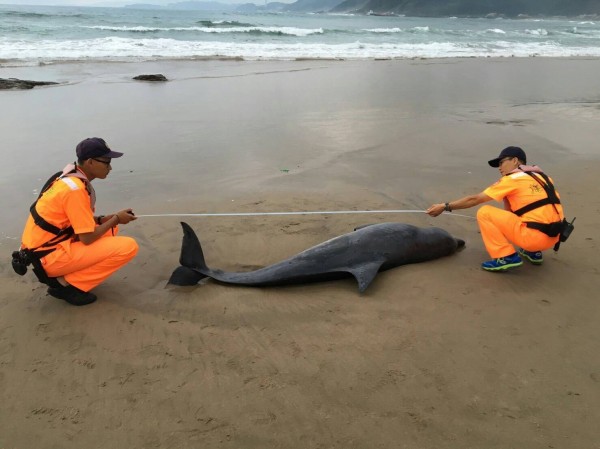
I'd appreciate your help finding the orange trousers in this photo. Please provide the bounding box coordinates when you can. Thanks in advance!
[476,205,559,259]
[41,227,138,292]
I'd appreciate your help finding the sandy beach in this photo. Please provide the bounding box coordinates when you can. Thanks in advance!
[1,57,599,448]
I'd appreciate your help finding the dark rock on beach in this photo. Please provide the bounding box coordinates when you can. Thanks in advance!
[133,74,168,82]
[0,78,59,90]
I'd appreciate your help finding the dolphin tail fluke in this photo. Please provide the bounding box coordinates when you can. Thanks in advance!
[168,265,207,286]
[179,222,208,271]
[349,260,385,294]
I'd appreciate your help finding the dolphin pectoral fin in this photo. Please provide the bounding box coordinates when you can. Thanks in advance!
[354,223,377,232]
[349,260,385,294]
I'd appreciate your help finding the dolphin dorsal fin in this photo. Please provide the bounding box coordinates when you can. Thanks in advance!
[349,260,385,294]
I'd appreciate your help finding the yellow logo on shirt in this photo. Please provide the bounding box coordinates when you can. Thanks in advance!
[530,183,543,194]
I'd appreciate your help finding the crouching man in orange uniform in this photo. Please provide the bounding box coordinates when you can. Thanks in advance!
[17,137,139,305]
[427,146,565,271]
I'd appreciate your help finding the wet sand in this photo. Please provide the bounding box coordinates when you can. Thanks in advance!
[1,57,599,448]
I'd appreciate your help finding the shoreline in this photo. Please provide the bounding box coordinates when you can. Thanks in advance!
[2,54,600,70]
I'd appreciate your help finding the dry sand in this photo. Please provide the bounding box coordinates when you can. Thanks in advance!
[1,57,599,448]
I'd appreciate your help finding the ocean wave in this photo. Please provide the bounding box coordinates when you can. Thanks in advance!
[563,26,600,36]
[81,25,324,36]
[364,26,511,37]
[361,25,431,34]
[2,36,600,65]
[525,28,548,36]
[201,26,324,36]
[3,7,600,65]
[0,25,30,33]
[1,10,86,19]
[2,10,50,18]
[362,28,402,33]
[196,20,255,27]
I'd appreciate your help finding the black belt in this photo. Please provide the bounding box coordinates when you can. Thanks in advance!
[524,221,563,238]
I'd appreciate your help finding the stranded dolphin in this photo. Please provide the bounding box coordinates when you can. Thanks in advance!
[169,221,465,293]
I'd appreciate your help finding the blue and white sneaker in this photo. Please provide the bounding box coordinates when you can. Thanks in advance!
[481,252,523,271]
[518,248,543,265]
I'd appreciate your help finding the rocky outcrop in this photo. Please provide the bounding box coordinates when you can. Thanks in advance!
[132,74,168,82]
[0,78,59,90]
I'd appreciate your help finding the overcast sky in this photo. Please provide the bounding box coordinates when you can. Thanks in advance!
[0,1,109,5]
[0,1,139,5]
[0,0,254,6]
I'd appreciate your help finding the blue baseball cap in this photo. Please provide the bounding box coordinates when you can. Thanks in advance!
[76,137,123,160]
[488,146,526,167]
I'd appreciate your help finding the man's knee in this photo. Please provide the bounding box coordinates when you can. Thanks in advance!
[114,236,139,262]
[476,204,494,222]
[123,237,139,260]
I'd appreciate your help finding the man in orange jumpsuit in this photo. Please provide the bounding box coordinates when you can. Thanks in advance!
[18,137,139,305]
[427,146,564,271]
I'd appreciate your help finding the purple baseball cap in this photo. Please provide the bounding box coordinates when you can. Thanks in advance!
[76,137,124,160]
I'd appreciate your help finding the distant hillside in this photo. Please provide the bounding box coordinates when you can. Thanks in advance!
[167,1,236,10]
[123,3,164,8]
[236,2,289,12]
[284,0,343,12]
[330,0,600,17]
[123,0,600,16]
[124,0,338,13]
[124,2,235,10]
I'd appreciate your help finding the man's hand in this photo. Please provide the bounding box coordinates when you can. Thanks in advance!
[426,193,492,218]
[426,204,446,217]
[115,208,137,224]
[80,209,137,245]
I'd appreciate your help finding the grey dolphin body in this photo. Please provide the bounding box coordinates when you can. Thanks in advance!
[169,222,465,293]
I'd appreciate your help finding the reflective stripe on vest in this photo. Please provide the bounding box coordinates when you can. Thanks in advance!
[27,165,94,250]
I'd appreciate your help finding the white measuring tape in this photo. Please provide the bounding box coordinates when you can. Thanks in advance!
[136,209,475,219]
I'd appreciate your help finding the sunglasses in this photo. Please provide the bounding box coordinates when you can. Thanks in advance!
[92,158,112,166]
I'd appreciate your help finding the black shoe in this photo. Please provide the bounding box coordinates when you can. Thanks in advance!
[45,277,63,289]
[47,285,97,306]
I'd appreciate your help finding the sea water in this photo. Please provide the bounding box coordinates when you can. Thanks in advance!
[1,4,599,66]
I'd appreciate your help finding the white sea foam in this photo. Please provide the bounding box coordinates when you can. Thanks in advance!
[486,28,506,34]
[81,25,324,36]
[3,36,600,65]
[363,28,402,33]
[525,28,549,36]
